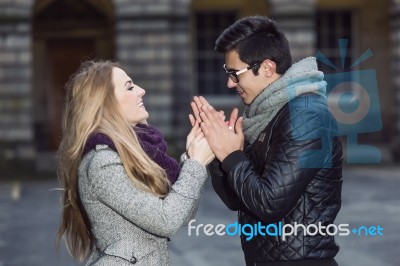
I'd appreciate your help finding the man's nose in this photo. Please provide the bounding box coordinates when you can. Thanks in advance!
[227,77,237,89]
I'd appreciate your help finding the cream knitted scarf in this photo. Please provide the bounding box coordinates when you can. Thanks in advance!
[243,57,327,144]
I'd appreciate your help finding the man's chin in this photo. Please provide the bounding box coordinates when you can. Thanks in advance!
[242,98,251,105]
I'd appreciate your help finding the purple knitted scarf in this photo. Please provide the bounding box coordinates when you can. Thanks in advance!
[83,123,179,184]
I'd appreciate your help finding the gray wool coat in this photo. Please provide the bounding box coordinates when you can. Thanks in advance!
[78,144,208,266]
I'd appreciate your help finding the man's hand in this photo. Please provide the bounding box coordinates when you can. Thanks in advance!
[189,96,225,127]
[199,105,244,162]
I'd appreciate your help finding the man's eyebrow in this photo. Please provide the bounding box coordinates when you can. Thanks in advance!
[225,65,238,71]
[227,67,239,72]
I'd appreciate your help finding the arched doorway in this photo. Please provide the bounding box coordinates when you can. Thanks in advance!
[32,0,114,151]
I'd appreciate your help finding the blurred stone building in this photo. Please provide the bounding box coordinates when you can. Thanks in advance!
[0,0,398,172]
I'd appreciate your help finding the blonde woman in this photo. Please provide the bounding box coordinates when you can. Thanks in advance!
[56,60,214,266]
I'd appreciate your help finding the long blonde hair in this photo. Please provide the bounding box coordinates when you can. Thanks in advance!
[56,60,170,262]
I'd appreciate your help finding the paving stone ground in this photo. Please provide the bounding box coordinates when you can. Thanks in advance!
[0,165,399,266]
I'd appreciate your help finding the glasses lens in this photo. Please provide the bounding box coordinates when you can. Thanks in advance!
[228,73,239,83]
[223,64,240,83]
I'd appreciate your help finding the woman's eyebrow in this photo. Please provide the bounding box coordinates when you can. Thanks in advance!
[124,80,132,87]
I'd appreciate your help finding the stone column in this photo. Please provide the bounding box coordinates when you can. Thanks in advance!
[0,0,35,170]
[169,0,192,152]
[268,0,317,62]
[390,0,400,161]
[114,0,191,155]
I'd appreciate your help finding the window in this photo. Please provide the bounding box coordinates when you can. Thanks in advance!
[194,11,237,95]
[316,10,354,73]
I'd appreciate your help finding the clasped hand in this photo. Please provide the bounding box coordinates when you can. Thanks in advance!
[186,120,215,166]
[188,96,244,163]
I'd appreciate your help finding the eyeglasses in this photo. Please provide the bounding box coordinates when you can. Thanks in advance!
[223,63,260,83]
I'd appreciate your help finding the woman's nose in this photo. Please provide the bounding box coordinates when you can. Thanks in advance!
[138,87,146,96]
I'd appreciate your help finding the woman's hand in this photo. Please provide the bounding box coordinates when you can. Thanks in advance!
[187,131,215,166]
[186,120,202,151]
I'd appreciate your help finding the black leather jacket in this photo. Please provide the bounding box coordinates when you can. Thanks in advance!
[210,94,343,265]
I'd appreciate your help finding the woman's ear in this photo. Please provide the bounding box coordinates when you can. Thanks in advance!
[261,59,276,78]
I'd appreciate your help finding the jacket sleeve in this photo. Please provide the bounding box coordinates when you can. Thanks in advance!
[87,148,207,237]
[208,159,240,211]
[177,152,204,223]
[222,107,336,223]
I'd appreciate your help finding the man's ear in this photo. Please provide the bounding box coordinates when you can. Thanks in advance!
[261,59,276,78]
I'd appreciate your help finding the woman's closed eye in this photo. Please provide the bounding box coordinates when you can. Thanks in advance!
[125,80,134,91]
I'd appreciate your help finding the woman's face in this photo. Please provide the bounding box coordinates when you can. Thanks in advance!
[112,67,149,125]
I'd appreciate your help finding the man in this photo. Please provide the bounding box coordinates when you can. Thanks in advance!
[191,16,343,266]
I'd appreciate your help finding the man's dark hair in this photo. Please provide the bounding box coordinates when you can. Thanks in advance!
[215,15,292,75]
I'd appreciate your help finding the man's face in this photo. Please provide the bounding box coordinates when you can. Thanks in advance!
[224,50,270,105]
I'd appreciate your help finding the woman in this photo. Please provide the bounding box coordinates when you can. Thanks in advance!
[56,60,214,265]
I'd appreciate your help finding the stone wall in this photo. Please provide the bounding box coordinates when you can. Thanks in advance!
[0,0,34,166]
[114,0,192,152]
[390,0,400,160]
[269,0,317,61]
[0,0,398,168]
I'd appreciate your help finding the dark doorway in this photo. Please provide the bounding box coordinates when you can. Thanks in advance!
[32,0,114,151]
[46,39,95,149]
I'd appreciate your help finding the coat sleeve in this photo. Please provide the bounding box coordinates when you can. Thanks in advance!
[221,107,337,223]
[208,159,240,211]
[87,148,208,237]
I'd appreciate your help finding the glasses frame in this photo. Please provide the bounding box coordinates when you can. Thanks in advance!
[223,62,260,83]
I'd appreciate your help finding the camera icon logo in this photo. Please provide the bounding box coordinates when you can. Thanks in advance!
[282,39,382,168]
[317,39,382,164]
